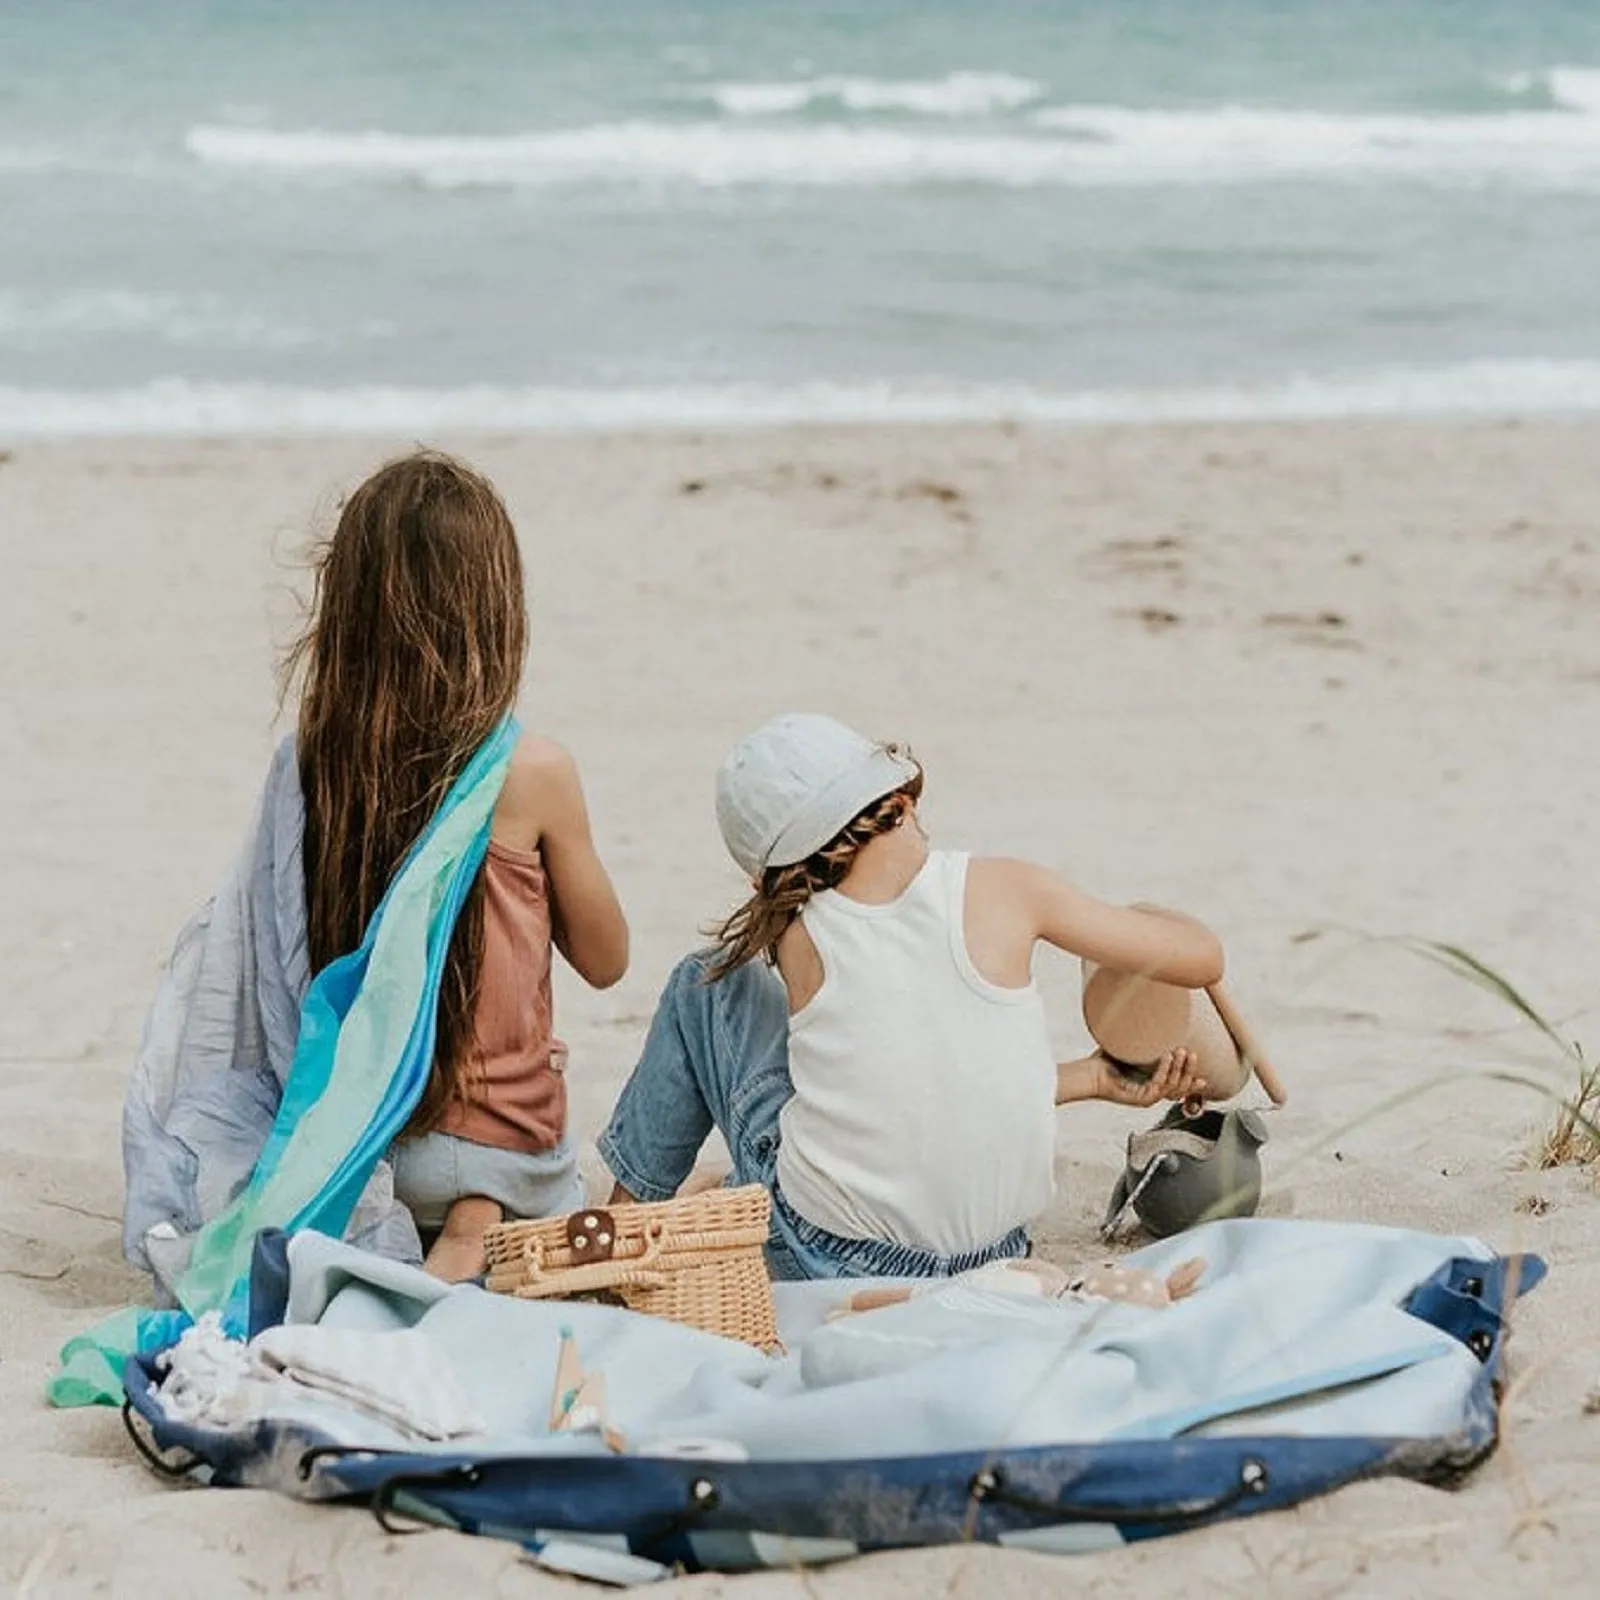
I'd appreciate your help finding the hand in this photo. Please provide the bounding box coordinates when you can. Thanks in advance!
[1093,1048,1207,1109]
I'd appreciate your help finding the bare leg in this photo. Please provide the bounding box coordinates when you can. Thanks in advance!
[423,1194,503,1283]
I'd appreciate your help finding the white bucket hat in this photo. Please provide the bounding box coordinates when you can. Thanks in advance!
[715,713,919,879]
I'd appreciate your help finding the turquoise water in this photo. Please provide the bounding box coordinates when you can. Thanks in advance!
[4,0,1600,430]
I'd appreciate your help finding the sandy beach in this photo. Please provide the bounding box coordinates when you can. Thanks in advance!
[2,420,1597,1596]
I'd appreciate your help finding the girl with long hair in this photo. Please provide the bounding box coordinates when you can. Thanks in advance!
[598,712,1217,1280]
[288,450,628,1280]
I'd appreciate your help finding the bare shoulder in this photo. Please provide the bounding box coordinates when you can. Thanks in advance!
[509,733,579,787]
[492,734,583,848]
[965,854,1090,932]
[965,855,1054,902]
[961,856,1051,986]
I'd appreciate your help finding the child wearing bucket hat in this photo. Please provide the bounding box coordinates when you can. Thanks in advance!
[597,713,1222,1281]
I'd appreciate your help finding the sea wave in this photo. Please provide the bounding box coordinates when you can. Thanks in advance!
[185,122,1085,188]
[703,72,1043,118]
[1028,99,1600,185]
[0,289,320,350]
[186,94,1600,190]
[6,363,1600,437]
[1501,65,1600,113]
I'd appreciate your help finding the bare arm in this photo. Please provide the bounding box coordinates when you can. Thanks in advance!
[1000,860,1225,989]
[504,738,629,989]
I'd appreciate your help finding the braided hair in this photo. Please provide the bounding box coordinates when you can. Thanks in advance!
[704,762,924,981]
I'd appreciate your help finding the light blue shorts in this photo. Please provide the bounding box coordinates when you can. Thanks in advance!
[390,1131,585,1232]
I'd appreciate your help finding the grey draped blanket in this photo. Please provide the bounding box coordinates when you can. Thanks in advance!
[121,737,422,1302]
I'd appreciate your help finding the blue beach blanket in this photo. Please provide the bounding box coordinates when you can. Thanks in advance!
[123,1219,1543,1582]
[51,721,518,1406]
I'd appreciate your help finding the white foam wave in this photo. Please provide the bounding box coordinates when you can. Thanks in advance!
[706,72,1043,118]
[186,121,1078,188]
[1552,67,1600,113]
[1504,66,1600,113]
[187,96,1600,190]
[6,363,1600,438]
[1030,99,1600,185]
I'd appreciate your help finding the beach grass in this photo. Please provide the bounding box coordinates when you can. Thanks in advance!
[1392,939,1598,1170]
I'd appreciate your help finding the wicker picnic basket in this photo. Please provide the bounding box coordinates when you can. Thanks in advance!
[483,1183,780,1350]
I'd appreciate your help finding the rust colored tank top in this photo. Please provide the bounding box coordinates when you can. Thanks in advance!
[438,839,565,1153]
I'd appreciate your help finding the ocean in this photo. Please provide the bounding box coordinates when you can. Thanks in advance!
[4,0,1600,433]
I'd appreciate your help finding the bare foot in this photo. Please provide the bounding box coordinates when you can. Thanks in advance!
[423,1194,503,1283]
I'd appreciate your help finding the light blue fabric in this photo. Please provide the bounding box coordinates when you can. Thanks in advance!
[51,721,517,1406]
[597,952,1029,1281]
[157,1219,1497,1465]
[174,719,518,1322]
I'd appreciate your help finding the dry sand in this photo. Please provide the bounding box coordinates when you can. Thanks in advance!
[1,422,1597,1596]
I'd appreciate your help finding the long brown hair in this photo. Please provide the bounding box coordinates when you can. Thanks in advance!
[283,449,527,1134]
[705,764,925,981]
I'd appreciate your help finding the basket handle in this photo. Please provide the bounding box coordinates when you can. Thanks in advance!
[512,1259,670,1299]
[516,1215,671,1286]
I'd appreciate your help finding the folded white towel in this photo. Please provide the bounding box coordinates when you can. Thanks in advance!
[251,1324,483,1440]
[157,1314,483,1441]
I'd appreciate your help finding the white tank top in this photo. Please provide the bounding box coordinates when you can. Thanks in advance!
[775,850,1057,1255]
